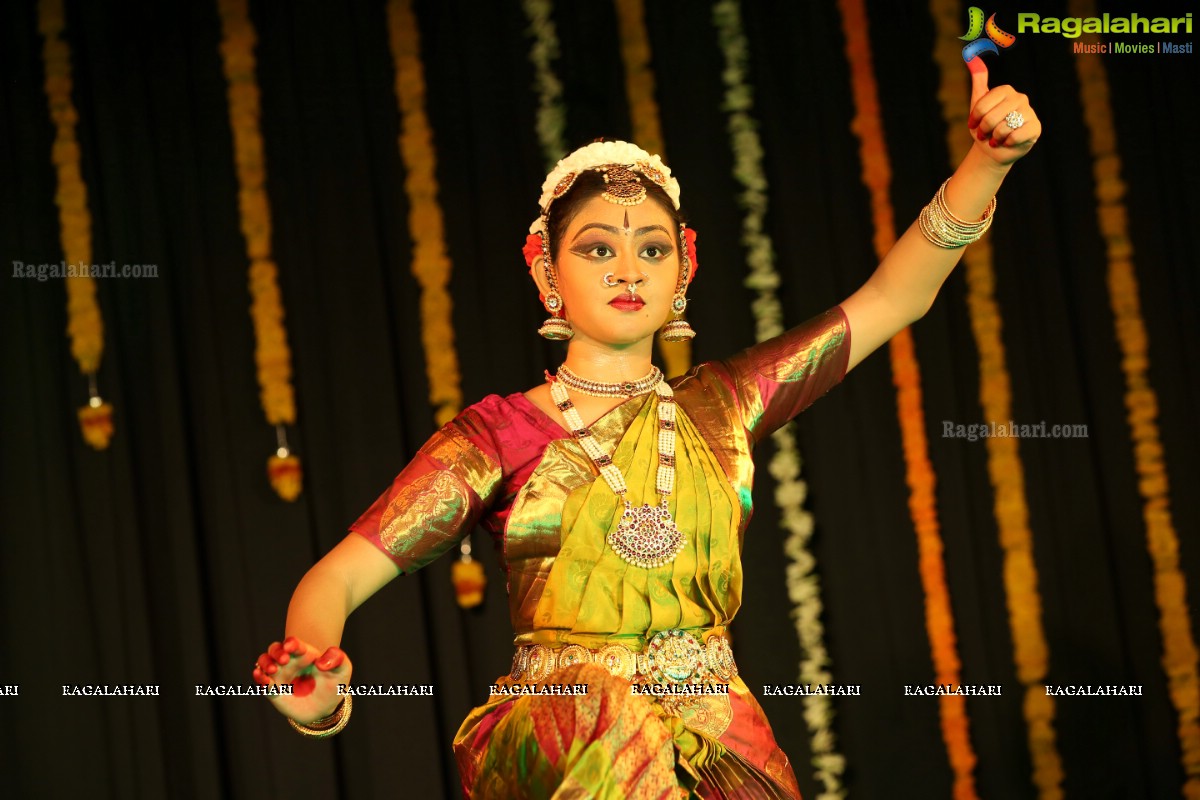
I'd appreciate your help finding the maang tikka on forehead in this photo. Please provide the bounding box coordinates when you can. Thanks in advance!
[600,165,648,206]
[529,141,680,237]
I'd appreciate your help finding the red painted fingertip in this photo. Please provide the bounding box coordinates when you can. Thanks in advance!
[252,669,269,686]
[316,647,345,671]
[990,139,999,148]
[283,637,301,652]
[977,129,987,141]
[292,674,316,698]
[268,643,290,664]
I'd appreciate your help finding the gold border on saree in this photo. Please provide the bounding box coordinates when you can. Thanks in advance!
[508,629,738,686]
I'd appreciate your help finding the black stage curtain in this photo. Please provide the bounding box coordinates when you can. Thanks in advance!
[1,1,1197,798]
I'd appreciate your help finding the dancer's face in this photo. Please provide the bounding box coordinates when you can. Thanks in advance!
[553,195,680,349]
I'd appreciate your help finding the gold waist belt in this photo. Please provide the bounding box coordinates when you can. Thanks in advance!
[509,629,738,685]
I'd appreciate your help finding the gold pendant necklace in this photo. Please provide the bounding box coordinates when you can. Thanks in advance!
[550,376,685,568]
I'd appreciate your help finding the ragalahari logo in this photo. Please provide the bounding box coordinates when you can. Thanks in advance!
[960,7,1016,64]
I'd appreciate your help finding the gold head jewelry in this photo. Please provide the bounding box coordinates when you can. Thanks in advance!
[530,141,681,238]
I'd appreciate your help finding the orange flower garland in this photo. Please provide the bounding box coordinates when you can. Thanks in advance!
[1068,3,1200,794]
[38,0,115,450]
[216,0,302,500]
[612,0,690,378]
[929,1,1062,796]
[837,1,978,795]
[386,0,462,429]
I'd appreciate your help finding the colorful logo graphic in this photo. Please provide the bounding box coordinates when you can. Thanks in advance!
[960,7,1017,63]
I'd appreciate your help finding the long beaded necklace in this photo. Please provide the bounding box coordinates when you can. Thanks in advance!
[550,374,686,568]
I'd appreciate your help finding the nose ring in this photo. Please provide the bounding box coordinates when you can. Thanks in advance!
[604,273,652,296]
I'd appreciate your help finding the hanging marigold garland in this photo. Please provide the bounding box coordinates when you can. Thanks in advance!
[386,0,462,428]
[929,1,1063,796]
[386,0,480,608]
[216,0,302,501]
[838,1,979,796]
[522,0,568,172]
[38,0,114,450]
[1067,3,1200,794]
[612,0,690,378]
[713,2,846,796]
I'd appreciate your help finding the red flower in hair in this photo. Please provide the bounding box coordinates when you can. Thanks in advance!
[523,233,544,272]
[683,226,699,284]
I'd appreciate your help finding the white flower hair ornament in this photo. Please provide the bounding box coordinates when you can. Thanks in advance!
[527,140,681,235]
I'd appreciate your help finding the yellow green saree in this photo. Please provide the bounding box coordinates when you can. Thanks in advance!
[351,307,850,798]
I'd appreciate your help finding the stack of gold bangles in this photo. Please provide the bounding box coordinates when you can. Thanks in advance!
[918,178,997,248]
[287,694,352,739]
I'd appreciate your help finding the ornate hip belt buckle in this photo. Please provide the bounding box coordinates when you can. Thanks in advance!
[646,629,705,685]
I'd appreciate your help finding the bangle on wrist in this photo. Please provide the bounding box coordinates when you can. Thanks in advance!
[287,693,352,739]
[918,178,996,248]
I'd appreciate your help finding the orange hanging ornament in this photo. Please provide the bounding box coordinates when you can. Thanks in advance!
[266,426,303,502]
[452,530,485,608]
[77,396,114,450]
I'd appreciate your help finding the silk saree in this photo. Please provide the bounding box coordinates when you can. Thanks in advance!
[351,307,850,798]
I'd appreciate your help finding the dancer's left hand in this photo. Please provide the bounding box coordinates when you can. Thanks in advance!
[966,59,1041,166]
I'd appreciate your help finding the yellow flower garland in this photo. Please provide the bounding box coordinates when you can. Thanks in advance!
[1068,3,1200,793]
[838,1,978,795]
[386,0,462,428]
[216,0,301,500]
[929,2,1063,796]
[612,0,690,378]
[39,0,114,450]
[386,0,481,608]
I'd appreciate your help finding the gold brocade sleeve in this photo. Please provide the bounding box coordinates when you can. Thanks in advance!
[350,417,502,574]
[720,306,850,444]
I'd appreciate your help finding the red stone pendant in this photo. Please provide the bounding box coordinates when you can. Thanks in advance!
[608,499,686,568]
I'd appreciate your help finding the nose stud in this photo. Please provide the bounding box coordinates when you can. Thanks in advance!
[601,272,650,290]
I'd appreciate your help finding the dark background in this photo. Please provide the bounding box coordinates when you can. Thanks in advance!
[2,0,1197,798]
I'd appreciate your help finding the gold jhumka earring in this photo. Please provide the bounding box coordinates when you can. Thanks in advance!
[535,226,573,340]
[660,223,696,342]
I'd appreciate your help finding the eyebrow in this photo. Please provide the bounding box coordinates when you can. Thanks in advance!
[571,222,671,241]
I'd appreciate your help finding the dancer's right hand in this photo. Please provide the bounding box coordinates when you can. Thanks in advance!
[252,636,353,724]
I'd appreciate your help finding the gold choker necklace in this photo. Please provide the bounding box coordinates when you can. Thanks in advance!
[554,364,663,398]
